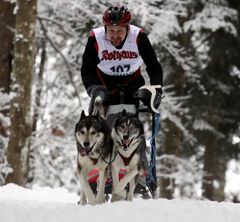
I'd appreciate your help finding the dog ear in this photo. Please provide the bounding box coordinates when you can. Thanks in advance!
[80,110,86,120]
[112,116,119,129]
[121,109,127,117]
[95,110,100,117]
[133,111,139,118]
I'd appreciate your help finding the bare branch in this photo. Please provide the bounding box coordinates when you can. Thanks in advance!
[37,17,82,106]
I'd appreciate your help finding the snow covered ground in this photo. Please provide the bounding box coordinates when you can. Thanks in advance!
[1,184,240,222]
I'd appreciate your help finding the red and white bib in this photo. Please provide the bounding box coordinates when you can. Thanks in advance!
[93,25,143,76]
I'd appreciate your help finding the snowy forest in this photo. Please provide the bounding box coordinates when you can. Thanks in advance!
[0,0,240,203]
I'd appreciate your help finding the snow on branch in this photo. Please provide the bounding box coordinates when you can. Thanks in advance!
[157,154,203,197]
[184,0,238,36]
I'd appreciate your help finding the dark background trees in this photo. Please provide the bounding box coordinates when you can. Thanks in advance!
[0,0,239,201]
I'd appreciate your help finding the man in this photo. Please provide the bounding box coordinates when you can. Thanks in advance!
[81,4,163,198]
[81,5,163,114]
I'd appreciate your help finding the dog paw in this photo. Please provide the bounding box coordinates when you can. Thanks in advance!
[112,189,127,200]
[127,193,134,201]
[113,188,124,196]
[96,196,105,204]
[78,199,87,206]
[88,200,96,206]
[111,193,123,202]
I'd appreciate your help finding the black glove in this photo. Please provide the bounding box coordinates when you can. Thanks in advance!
[87,85,105,96]
[134,85,162,113]
[154,87,163,109]
[93,86,108,101]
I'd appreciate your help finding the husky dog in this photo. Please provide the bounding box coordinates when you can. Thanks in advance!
[75,111,113,205]
[111,110,147,201]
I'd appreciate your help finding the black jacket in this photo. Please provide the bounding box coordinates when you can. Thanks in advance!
[81,29,163,104]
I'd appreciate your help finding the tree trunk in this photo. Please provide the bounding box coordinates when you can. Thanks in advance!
[0,0,15,137]
[160,119,180,199]
[32,41,46,133]
[201,110,226,201]
[6,0,37,186]
[202,132,226,201]
[0,0,15,93]
[28,40,46,184]
[202,133,215,200]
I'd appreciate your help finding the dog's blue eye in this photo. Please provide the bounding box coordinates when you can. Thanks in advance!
[80,130,85,135]
[91,131,96,135]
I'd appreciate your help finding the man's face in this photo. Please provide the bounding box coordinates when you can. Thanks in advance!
[106,25,127,47]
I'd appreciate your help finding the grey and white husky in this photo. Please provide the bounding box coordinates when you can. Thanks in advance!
[111,110,147,201]
[75,111,113,205]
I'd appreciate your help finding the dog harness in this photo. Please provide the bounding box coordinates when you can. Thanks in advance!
[117,148,138,166]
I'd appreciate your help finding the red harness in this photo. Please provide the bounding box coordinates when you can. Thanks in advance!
[87,168,128,184]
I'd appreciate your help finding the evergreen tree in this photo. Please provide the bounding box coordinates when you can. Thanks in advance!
[184,0,240,200]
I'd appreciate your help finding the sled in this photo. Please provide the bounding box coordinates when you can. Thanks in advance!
[88,85,162,199]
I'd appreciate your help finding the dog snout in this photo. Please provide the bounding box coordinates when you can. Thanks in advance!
[83,141,90,147]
